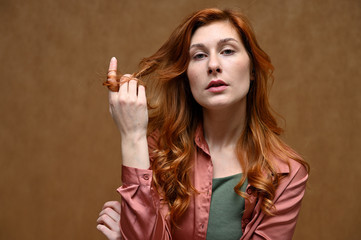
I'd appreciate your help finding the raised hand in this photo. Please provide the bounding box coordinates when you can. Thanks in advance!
[107,57,148,138]
[106,57,150,169]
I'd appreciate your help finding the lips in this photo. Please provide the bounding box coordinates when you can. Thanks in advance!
[206,80,228,93]
[206,80,228,89]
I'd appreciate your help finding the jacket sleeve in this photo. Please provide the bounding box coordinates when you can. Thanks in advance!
[117,132,172,240]
[249,162,309,240]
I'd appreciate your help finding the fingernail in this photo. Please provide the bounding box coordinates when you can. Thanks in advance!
[111,57,116,61]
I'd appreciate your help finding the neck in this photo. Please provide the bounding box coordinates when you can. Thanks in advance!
[202,100,247,149]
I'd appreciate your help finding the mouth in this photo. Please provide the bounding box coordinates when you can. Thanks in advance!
[206,80,228,89]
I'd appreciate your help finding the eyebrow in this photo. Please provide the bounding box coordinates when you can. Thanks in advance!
[189,38,239,50]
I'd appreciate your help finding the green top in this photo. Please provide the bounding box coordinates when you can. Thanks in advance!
[206,173,248,240]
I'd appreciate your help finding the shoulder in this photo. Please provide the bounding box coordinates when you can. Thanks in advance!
[272,156,309,203]
[243,157,309,239]
[288,158,309,180]
[272,153,309,179]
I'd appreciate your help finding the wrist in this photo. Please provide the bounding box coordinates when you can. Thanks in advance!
[121,135,150,169]
[120,131,147,142]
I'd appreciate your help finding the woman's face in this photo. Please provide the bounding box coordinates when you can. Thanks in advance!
[186,21,251,111]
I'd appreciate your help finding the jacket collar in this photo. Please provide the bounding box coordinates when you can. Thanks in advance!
[273,157,290,174]
[194,123,210,156]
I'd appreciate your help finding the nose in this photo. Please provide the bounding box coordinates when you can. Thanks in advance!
[208,54,222,75]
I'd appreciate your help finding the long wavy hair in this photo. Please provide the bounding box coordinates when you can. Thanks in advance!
[107,8,309,226]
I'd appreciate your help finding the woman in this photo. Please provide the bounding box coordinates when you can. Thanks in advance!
[97,8,309,240]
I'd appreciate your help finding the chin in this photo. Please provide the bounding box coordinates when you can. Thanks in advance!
[199,98,247,111]
[201,102,234,111]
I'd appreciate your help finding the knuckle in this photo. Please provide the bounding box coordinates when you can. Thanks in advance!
[103,208,111,215]
[135,101,145,107]
[117,96,127,104]
[105,201,115,207]
[107,71,116,78]
[119,96,136,105]
[97,216,104,224]
[128,98,137,104]
[120,74,132,82]
[109,200,119,205]
[99,214,109,222]
[98,215,105,222]
[129,79,138,84]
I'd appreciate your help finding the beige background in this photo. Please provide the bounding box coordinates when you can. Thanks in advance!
[1,0,360,239]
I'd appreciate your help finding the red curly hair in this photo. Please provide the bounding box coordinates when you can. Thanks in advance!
[107,8,309,226]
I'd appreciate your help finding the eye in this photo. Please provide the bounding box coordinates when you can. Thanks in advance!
[222,49,235,55]
[193,53,207,60]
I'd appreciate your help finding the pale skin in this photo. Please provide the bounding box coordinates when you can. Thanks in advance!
[187,21,251,178]
[97,20,252,239]
[97,58,150,240]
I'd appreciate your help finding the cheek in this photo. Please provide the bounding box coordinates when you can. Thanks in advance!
[186,66,204,105]
[231,59,251,82]
[186,65,199,90]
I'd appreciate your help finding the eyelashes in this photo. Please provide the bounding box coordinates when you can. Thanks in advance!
[193,53,207,60]
[222,49,235,55]
[191,48,236,60]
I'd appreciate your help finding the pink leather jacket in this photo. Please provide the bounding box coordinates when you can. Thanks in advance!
[117,125,308,240]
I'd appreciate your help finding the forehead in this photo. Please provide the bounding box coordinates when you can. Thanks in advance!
[190,21,241,45]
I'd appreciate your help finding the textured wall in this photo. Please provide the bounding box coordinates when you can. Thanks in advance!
[1,0,360,239]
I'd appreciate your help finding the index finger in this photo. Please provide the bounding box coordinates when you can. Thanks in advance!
[107,57,118,92]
